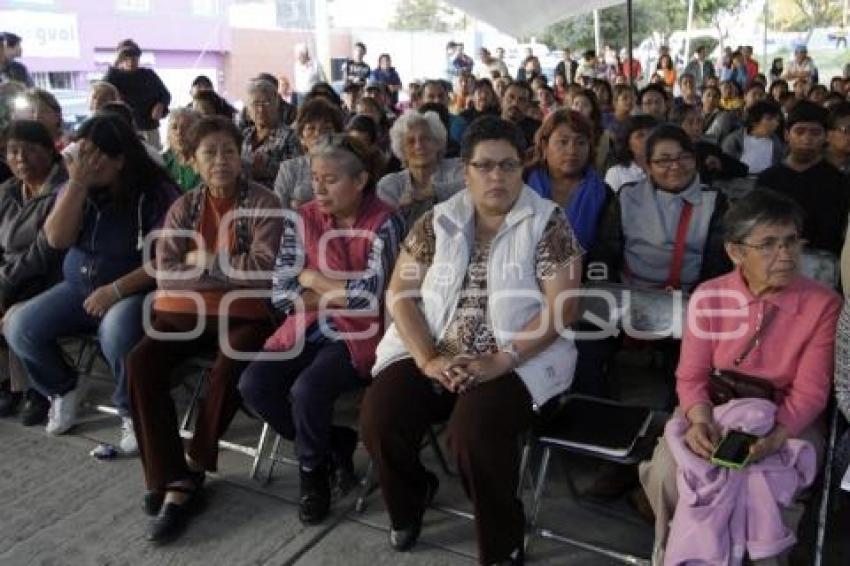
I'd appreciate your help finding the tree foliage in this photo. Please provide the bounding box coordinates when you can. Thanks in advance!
[539,0,688,50]
[390,0,459,32]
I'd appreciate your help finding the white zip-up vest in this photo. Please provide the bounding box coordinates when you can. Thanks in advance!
[373,186,577,408]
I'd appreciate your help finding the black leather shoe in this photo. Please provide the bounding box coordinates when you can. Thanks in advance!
[299,463,331,525]
[490,548,525,565]
[0,389,22,417]
[329,425,358,496]
[20,390,49,426]
[145,486,205,544]
[388,470,439,552]
[142,491,164,516]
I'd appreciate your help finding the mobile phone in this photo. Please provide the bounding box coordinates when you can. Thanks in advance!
[711,430,759,469]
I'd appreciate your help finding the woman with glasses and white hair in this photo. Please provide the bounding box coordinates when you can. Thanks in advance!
[639,188,841,565]
[239,134,405,527]
[360,116,583,565]
[377,110,464,227]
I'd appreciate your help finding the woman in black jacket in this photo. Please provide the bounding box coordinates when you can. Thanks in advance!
[0,121,67,423]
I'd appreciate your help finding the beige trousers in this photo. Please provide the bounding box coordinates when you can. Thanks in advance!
[639,419,825,566]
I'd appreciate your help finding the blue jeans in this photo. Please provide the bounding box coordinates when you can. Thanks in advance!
[5,281,146,416]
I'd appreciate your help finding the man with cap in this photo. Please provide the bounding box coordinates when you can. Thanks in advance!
[103,39,171,150]
[342,42,371,88]
[757,100,850,255]
[0,32,33,87]
[783,45,816,83]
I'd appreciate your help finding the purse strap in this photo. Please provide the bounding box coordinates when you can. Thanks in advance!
[733,303,778,366]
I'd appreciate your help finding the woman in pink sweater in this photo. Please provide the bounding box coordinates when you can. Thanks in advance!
[639,188,842,565]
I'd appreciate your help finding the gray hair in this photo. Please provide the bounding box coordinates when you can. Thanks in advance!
[389,110,447,164]
[309,134,377,193]
[247,79,278,102]
[723,188,804,244]
[169,106,200,124]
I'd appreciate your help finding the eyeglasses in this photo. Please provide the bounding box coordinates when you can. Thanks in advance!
[831,125,850,135]
[467,159,523,173]
[649,153,696,169]
[736,235,807,256]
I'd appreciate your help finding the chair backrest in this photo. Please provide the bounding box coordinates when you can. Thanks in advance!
[578,282,688,340]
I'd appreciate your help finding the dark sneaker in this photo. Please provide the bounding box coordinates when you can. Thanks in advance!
[298,462,331,525]
[20,390,49,426]
[0,389,22,417]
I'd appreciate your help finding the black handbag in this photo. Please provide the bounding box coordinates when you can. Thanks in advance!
[707,304,781,405]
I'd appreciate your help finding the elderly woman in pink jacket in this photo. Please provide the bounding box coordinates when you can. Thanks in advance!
[639,188,842,565]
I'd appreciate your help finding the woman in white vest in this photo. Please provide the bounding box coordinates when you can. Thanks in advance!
[360,116,583,565]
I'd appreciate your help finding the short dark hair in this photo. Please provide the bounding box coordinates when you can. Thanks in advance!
[504,80,533,101]
[186,115,243,156]
[191,75,214,89]
[6,119,59,160]
[723,188,804,244]
[346,113,380,145]
[615,114,659,165]
[295,98,345,138]
[459,115,526,163]
[255,72,279,89]
[2,32,21,48]
[99,101,136,129]
[638,83,668,104]
[828,102,850,130]
[355,41,366,52]
[306,82,342,108]
[786,99,828,130]
[116,38,142,58]
[645,124,695,161]
[745,101,781,132]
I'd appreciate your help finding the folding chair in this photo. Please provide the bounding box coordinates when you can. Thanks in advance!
[526,394,662,565]
[176,353,272,480]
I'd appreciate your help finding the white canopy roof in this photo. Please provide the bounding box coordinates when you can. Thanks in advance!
[447,0,627,38]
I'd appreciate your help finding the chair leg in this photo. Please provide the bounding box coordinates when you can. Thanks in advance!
[517,436,534,499]
[179,370,207,436]
[264,432,283,484]
[525,446,552,555]
[355,458,378,514]
[250,422,271,481]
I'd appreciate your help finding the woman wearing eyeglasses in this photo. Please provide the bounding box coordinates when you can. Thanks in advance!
[640,189,841,565]
[360,116,583,565]
[377,110,464,229]
[238,134,404,526]
[590,124,732,293]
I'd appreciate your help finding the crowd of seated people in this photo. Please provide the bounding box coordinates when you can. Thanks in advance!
[2,34,850,566]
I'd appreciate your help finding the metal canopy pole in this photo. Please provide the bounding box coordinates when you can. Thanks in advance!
[627,0,634,85]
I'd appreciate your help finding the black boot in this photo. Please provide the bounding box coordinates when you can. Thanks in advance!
[299,462,331,525]
[0,383,22,417]
[20,389,49,426]
[329,425,358,496]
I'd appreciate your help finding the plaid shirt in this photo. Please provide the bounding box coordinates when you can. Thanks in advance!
[241,124,302,190]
